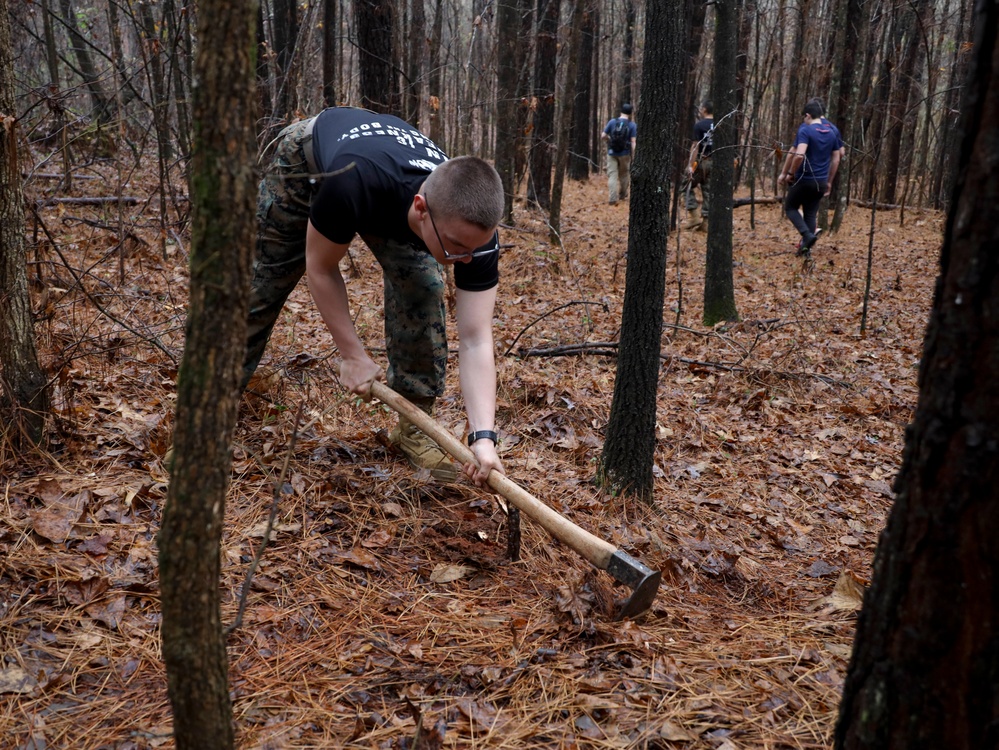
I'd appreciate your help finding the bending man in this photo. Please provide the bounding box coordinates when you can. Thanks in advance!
[246,107,505,485]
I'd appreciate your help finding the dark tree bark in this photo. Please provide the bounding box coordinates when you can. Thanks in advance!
[829,0,866,231]
[835,2,999,745]
[164,0,192,157]
[619,0,636,105]
[879,0,925,204]
[428,0,445,147]
[272,0,299,124]
[255,1,271,130]
[355,0,400,116]
[0,0,49,446]
[569,1,595,180]
[157,0,256,744]
[703,0,740,326]
[672,0,707,227]
[405,0,426,126]
[495,0,521,221]
[527,0,559,209]
[598,0,683,501]
[322,0,338,106]
[548,0,585,243]
[57,0,113,123]
[514,0,534,190]
[932,0,973,209]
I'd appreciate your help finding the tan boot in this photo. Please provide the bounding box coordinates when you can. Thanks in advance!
[388,403,458,482]
[683,207,703,230]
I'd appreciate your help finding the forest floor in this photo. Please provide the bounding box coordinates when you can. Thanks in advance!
[0,166,944,749]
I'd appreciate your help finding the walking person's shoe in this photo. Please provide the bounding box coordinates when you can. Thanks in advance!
[388,415,458,482]
[796,228,822,256]
[683,207,703,230]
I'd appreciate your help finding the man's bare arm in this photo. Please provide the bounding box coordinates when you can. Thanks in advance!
[305,220,383,396]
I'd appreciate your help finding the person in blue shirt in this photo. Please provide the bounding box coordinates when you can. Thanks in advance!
[601,103,637,205]
[779,99,845,256]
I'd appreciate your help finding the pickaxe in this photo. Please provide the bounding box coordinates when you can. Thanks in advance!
[370,382,662,620]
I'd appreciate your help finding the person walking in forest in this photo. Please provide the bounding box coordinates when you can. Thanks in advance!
[245,107,505,485]
[778,99,845,256]
[684,101,714,231]
[601,103,637,205]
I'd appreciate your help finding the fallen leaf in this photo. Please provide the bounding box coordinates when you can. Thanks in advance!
[245,521,301,538]
[659,721,695,741]
[362,529,393,548]
[86,593,128,630]
[334,547,382,571]
[456,698,499,730]
[429,563,474,583]
[0,665,36,694]
[30,491,89,543]
[828,570,866,610]
[806,559,840,578]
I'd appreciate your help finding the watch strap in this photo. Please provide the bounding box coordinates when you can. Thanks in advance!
[467,430,499,446]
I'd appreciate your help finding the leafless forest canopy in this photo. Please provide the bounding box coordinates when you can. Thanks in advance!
[11,0,974,214]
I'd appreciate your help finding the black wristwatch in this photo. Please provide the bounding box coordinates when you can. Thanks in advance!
[467,430,499,446]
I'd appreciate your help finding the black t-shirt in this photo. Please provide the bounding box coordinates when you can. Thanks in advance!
[309,107,498,292]
[692,117,714,158]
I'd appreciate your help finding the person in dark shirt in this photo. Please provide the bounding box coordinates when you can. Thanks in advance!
[779,99,845,256]
[684,101,714,231]
[246,107,505,484]
[600,103,637,205]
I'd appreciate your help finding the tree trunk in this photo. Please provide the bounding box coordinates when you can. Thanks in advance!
[158,0,257,744]
[673,0,707,227]
[835,2,999,744]
[428,0,444,147]
[829,0,865,231]
[272,0,299,125]
[548,0,585,244]
[514,0,534,192]
[569,1,595,180]
[932,0,973,209]
[879,0,923,204]
[405,0,426,126]
[598,0,683,501]
[619,0,636,105]
[528,0,559,209]
[165,0,192,158]
[322,0,338,106]
[56,0,113,123]
[703,0,740,326]
[0,0,49,446]
[495,0,520,221]
[355,0,399,116]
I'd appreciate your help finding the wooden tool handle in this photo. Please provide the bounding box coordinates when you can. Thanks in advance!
[370,381,616,568]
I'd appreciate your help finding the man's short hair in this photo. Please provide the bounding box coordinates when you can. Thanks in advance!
[423,156,504,230]
[621,103,634,115]
[803,100,823,119]
[701,100,713,115]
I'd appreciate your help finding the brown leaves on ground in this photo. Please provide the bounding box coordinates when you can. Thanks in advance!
[0,170,944,748]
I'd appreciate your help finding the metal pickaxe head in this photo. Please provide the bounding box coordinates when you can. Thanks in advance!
[606,550,663,620]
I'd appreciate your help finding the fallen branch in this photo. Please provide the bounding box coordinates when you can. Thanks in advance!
[35,196,142,206]
[733,196,782,207]
[517,341,851,388]
[503,300,609,357]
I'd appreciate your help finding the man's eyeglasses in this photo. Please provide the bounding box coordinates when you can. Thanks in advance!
[426,202,500,260]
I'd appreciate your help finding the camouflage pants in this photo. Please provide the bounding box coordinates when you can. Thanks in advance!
[684,157,712,218]
[244,118,448,400]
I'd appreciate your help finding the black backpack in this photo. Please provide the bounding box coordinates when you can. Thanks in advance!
[608,119,630,152]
